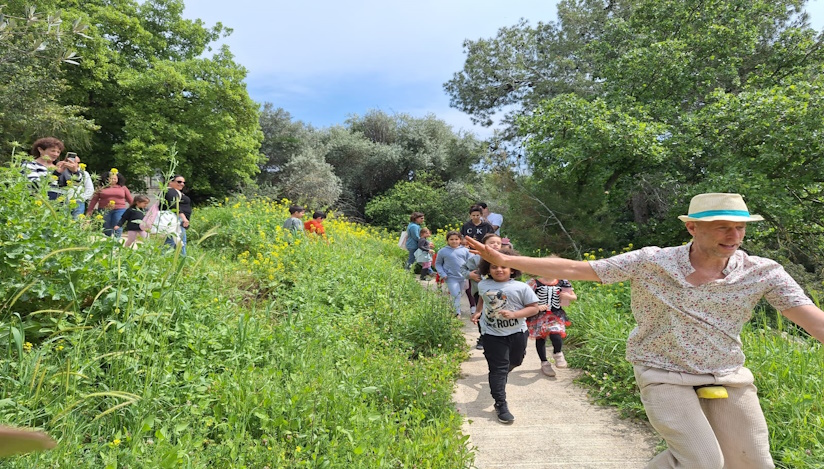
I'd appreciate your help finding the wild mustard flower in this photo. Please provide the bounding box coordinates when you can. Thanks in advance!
[23,342,32,352]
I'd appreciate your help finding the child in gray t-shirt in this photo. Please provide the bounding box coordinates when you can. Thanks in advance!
[471,249,538,425]
[282,205,305,233]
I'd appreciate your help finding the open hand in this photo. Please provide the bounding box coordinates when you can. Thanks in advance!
[464,237,507,265]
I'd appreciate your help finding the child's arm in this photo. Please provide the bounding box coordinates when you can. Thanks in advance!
[500,302,539,319]
[471,296,484,324]
[559,288,577,307]
[115,210,130,230]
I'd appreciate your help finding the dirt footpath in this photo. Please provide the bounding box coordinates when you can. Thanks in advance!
[448,290,660,469]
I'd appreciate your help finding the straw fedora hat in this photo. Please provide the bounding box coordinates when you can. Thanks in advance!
[678,193,764,222]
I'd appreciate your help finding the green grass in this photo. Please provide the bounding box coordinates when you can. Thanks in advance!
[0,172,473,468]
[3,163,822,467]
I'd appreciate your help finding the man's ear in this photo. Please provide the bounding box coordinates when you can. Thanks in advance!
[685,221,697,237]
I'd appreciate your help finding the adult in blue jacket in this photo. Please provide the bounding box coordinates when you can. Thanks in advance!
[405,212,425,270]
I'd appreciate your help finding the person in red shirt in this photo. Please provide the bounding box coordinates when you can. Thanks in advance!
[304,211,326,235]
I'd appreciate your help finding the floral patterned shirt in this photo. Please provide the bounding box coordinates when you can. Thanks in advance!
[589,243,812,375]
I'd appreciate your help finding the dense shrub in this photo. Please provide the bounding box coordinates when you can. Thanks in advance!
[0,168,473,468]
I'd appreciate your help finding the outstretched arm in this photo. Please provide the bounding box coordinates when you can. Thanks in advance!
[782,304,824,343]
[464,237,602,282]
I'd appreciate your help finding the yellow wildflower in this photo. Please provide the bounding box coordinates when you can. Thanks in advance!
[110,168,118,174]
[23,342,32,352]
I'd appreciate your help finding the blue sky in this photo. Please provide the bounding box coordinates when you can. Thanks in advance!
[182,1,824,139]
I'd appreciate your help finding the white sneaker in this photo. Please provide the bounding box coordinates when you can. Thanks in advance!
[553,352,567,368]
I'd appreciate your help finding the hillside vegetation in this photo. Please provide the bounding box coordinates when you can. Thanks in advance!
[0,165,471,468]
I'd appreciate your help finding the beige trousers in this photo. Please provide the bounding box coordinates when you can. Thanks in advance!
[634,365,774,469]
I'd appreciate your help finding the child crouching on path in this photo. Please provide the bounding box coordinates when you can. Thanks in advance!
[526,276,577,377]
[115,195,150,247]
[435,231,473,317]
[471,249,539,424]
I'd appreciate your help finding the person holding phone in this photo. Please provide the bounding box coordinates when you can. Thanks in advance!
[22,137,65,199]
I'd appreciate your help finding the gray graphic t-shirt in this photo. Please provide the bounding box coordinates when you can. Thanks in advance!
[477,278,538,336]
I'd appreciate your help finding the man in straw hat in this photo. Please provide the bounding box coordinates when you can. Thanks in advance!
[465,193,824,469]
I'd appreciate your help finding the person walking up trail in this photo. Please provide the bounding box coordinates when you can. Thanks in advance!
[466,193,824,469]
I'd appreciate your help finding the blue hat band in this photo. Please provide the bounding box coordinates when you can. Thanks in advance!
[689,209,750,219]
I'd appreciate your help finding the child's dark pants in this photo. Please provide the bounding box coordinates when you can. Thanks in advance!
[482,331,528,404]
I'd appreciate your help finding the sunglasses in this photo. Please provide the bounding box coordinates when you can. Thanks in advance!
[174,180,185,184]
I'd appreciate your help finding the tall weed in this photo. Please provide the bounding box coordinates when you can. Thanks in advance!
[1,175,472,467]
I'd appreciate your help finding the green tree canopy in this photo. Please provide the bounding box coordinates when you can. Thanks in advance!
[9,0,263,201]
[0,5,97,154]
[452,0,824,282]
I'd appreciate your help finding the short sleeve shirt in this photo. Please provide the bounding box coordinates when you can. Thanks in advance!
[477,279,539,336]
[589,243,812,375]
[282,217,303,232]
[486,212,503,234]
[460,220,496,242]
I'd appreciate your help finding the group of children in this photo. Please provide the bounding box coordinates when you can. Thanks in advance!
[282,205,327,236]
[411,228,578,425]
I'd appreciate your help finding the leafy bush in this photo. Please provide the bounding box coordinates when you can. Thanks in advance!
[0,172,473,468]
[364,179,473,233]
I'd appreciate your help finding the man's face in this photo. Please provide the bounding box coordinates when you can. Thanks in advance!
[686,220,747,259]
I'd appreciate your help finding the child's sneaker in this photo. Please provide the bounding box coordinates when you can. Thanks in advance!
[541,361,556,377]
[494,401,514,424]
[475,336,484,350]
[553,352,568,368]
